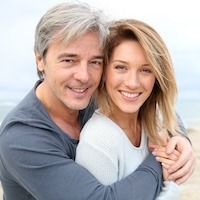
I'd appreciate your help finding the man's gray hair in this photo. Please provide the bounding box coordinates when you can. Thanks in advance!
[34,2,109,79]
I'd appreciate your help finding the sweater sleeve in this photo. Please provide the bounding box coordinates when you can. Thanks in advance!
[156,181,181,200]
[75,113,162,199]
[0,121,162,200]
[76,114,127,185]
[176,112,187,136]
[0,88,163,200]
[76,138,120,185]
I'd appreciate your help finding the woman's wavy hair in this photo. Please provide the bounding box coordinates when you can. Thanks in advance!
[98,19,180,144]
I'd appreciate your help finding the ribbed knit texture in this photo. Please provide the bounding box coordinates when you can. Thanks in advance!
[76,110,181,199]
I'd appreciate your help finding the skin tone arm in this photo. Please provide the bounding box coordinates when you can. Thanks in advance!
[152,146,181,182]
[154,136,196,184]
[149,125,196,184]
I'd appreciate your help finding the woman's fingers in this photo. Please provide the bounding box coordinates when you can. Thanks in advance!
[153,147,180,162]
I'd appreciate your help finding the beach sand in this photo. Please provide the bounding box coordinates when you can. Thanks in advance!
[0,128,199,200]
[178,128,200,200]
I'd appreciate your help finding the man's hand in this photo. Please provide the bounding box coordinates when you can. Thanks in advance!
[153,136,196,184]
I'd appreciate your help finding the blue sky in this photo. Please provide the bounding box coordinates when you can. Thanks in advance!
[0,0,200,102]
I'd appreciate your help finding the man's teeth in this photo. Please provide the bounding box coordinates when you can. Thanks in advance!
[121,91,139,98]
[72,88,86,93]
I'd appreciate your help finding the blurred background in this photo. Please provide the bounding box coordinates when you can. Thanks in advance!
[0,0,200,128]
[0,1,199,199]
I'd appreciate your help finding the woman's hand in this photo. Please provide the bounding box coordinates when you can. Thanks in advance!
[153,136,196,184]
[152,147,180,182]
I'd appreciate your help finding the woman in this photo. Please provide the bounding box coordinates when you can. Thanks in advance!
[76,19,186,199]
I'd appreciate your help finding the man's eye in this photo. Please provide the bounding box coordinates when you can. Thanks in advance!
[62,59,74,63]
[91,60,103,65]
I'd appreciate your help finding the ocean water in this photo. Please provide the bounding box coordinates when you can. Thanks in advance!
[0,98,200,130]
[0,101,17,124]
[176,98,200,130]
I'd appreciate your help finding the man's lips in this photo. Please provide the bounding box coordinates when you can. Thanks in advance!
[70,87,88,93]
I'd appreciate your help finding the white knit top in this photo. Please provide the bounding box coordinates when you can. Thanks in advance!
[76,111,180,199]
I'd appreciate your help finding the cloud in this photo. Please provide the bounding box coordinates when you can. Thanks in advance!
[0,0,199,102]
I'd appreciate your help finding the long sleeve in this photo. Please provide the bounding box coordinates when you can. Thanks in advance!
[0,122,162,200]
[0,91,162,200]
[76,112,162,199]
[176,112,187,135]
[76,137,121,185]
[76,112,181,200]
[156,181,181,200]
[76,111,138,185]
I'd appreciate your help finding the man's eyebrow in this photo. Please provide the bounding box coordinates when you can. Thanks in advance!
[57,53,104,60]
[57,53,77,59]
[93,55,104,59]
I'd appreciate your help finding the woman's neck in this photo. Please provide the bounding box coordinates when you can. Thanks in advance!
[108,111,142,147]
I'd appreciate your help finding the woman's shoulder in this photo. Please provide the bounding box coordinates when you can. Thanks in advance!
[79,111,123,148]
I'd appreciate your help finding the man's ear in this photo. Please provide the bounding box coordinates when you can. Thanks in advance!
[35,53,45,72]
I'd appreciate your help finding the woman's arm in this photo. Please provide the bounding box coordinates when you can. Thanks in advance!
[149,141,181,199]
[154,135,196,184]
[76,114,163,199]
[153,113,196,184]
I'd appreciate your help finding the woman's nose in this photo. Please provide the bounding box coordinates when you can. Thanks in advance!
[125,71,140,89]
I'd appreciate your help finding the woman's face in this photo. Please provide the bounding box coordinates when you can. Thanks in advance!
[105,40,156,115]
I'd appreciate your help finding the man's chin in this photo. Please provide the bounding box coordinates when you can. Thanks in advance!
[70,102,90,111]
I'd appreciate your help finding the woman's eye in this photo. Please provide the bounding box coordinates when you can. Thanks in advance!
[142,68,152,73]
[115,65,126,70]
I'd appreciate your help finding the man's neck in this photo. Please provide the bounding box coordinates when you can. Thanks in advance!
[36,83,80,139]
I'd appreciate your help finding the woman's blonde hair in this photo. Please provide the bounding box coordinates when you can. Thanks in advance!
[98,19,180,144]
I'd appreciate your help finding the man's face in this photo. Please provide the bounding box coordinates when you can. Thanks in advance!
[36,32,103,112]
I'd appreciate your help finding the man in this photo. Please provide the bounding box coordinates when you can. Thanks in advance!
[0,2,195,200]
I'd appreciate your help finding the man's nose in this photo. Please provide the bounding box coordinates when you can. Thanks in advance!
[74,62,89,83]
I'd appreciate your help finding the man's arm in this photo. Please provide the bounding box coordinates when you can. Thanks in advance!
[0,125,162,200]
[165,136,196,184]
[153,113,196,184]
[176,113,187,136]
